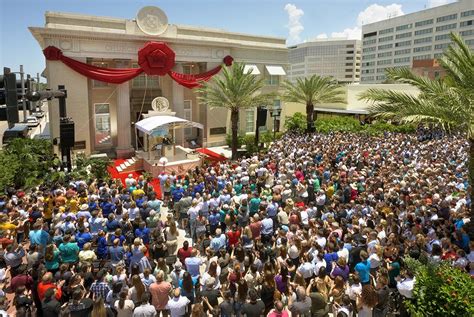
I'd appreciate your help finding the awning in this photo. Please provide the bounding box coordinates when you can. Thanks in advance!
[243,64,260,75]
[265,65,286,75]
[135,115,203,135]
[314,107,369,115]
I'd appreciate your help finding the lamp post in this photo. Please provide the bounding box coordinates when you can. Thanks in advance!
[270,102,282,141]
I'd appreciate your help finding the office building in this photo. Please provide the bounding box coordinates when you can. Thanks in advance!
[288,39,361,83]
[361,0,474,83]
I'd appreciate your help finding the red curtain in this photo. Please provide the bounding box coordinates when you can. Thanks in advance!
[43,43,233,88]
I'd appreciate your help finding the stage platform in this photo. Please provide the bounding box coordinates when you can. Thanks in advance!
[136,146,203,177]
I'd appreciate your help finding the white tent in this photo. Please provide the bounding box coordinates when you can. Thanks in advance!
[135,115,203,135]
[134,115,204,161]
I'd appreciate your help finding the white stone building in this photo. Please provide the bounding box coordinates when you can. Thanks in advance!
[29,7,288,156]
[361,0,474,83]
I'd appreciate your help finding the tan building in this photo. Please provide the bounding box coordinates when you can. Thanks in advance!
[30,7,288,157]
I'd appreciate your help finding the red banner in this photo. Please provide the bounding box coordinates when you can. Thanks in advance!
[43,42,233,88]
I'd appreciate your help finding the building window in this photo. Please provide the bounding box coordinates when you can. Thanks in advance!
[379,27,394,35]
[378,52,392,58]
[183,100,192,137]
[395,32,412,39]
[395,49,411,55]
[414,28,433,36]
[414,45,432,52]
[436,23,457,32]
[461,10,474,18]
[345,63,354,66]
[265,74,280,86]
[363,47,376,53]
[434,43,450,50]
[434,53,444,59]
[245,110,255,133]
[436,14,457,23]
[466,39,474,46]
[378,44,393,50]
[396,24,412,31]
[131,63,160,88]
[363,61,375,67]
[182,65,192,74]
[362,54,376,60]
[345,56,354,60]
[394,57,411,63]
[377,59,392,66]
[376,75,386,81]
[413,54,432,61]
[363,39,376,45]
[395,40,412,47]
[415,19,434,27]
[414,37,432,44]
[379,36,393,42]
[363,31,377,38]
[345,69,353,72]
[377,68,387,74]
[362,69,375,74]
[94,103,111,146]
[460,29,474,36]
[434,34,450,41]
[92,62,109,88]
[460,20,473,27]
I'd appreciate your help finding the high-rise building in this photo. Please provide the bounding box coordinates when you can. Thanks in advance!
[361,0,474,83]
[288,39,361,83]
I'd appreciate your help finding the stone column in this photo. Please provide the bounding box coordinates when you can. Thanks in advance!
[115,81,134,158]
[172,63,185,146]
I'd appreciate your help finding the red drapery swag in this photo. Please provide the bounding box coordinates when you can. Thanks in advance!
[43,42,233,89]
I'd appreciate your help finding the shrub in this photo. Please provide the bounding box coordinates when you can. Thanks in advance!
[404,257,474,317]
[284,112,306,133]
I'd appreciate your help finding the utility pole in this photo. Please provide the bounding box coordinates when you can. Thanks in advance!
[36,73,41,111]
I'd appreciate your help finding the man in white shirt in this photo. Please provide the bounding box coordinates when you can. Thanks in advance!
[166,288,190,317]
[133,292,157,317]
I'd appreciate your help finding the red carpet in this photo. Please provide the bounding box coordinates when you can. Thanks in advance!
[197,148,227,162]
[107,159,161,197]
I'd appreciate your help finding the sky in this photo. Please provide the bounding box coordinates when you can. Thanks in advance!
[0,0,457,80]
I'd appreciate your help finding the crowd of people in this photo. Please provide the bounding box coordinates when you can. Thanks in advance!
[0,131,471,317]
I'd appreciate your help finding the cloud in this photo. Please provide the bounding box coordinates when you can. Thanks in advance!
[428,0,456,8]
[284,3,304,44]
[331,27,362,40]
[312,3,404,41]
[357,3,404,26]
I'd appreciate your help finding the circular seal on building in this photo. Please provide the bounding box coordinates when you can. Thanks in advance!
[151,97,170,112]
[136,6,168,36]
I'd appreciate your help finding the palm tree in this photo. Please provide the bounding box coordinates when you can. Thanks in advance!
[282,75,345,132]
[359,32,474,218]
[198,63,275,159]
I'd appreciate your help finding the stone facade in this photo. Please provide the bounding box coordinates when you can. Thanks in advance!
[30,7,288,156]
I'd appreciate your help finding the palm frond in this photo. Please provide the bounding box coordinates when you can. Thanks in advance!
[282,75,344,105]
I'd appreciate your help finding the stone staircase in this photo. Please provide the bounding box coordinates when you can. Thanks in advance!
[115,157,143,173]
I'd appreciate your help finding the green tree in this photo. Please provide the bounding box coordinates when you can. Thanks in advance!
[282,75,344,132]
[403,257,474,317]
[198,63,275,159]
[360,32,474,218]
[284,112,307,133]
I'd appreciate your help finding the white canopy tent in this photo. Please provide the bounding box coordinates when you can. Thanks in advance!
[135,115,204,135]
[134,115,204,160]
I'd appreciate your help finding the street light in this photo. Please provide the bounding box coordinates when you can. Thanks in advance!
[269,101,282,141]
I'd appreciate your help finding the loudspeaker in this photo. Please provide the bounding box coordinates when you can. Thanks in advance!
[60,120,75,147]
[256,107,267,127]
[4,73,19,127]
